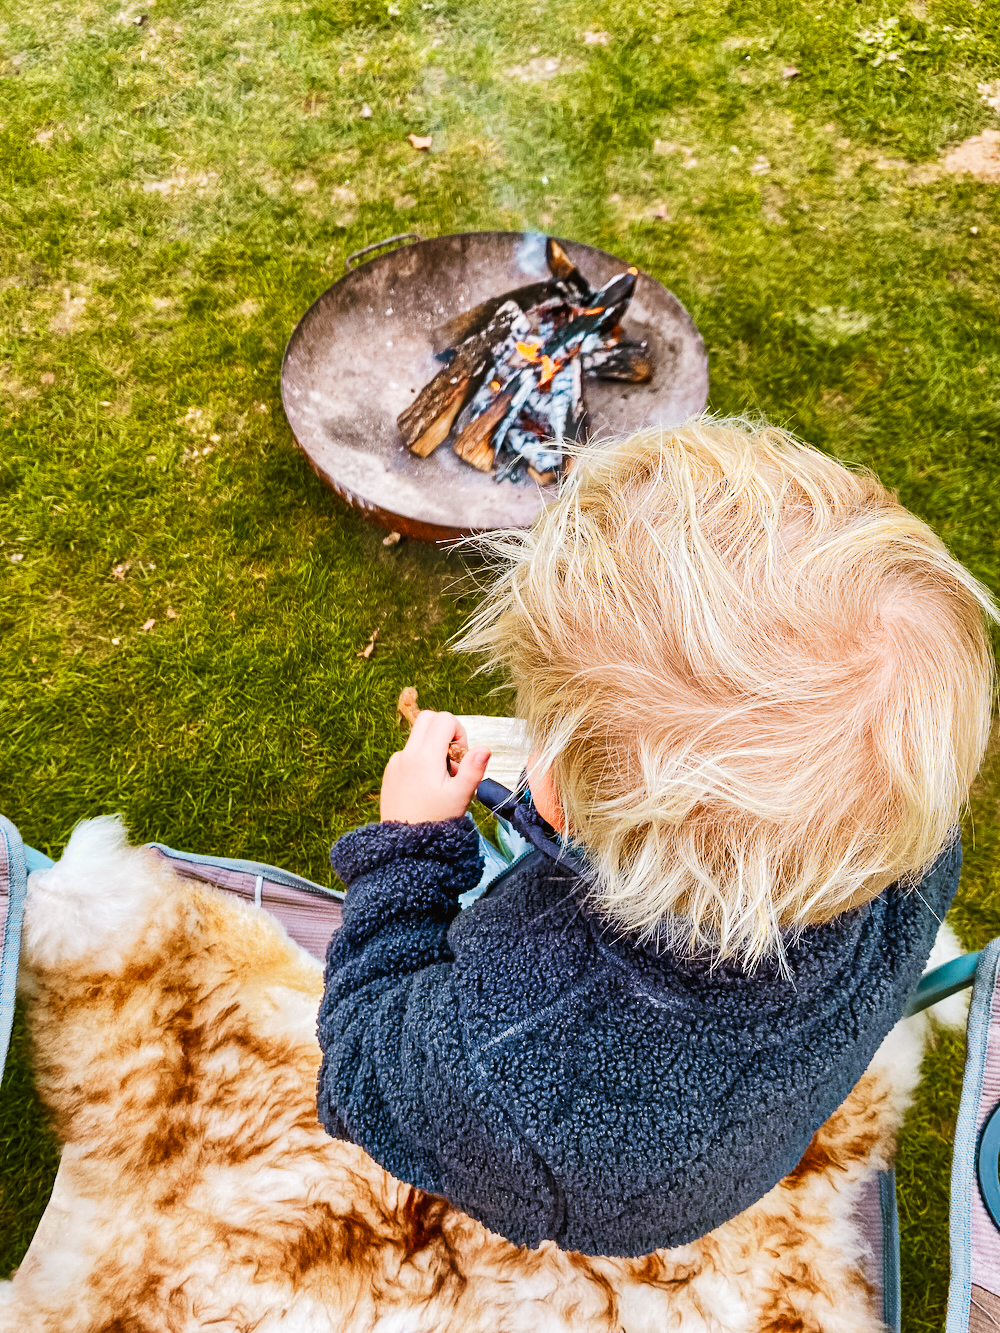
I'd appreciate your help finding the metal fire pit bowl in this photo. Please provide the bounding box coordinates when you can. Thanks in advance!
[281,231,709,542]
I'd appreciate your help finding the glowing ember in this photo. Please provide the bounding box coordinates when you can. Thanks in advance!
[489,379,501,391]
[515,341,540,362]
[538,354,559,388]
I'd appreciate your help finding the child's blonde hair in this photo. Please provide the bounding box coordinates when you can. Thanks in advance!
[461,418,998,965]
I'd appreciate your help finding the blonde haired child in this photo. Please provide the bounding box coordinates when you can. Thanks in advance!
[318,419,996,1256]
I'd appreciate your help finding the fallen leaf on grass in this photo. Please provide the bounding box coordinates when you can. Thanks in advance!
[583,31,609,45]
[781,66,800,78]
[141,618,156,632]
[7,553,24,563]
[360,103,372,119]
[111,637,120,646]
[166,607,178,619]
[40,371,55,385]
[111,561,131,580]
[408,134,432,150]
[357,629,379,658]
[382,531,402,546]
[651,202,670,221]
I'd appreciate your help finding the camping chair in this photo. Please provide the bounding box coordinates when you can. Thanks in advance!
[1,789,997,1332]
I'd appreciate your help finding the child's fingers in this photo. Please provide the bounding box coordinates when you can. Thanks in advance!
[383,710,487,823]
[406,707,440,746]
[451,747,491,804]
[406,710,457,761]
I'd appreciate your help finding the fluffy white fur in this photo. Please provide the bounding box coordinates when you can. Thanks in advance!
[0,818,966,1333]
[21,815,158,974]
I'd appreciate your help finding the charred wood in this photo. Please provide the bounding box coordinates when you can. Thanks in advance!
[432,284,561,356]
[544,237,593,303]
[430,239,596,355]
[398,303,520,453]
[452,384,516,471]
[582,340,653,383]
[406,241,651,487]
[401,375,471,457]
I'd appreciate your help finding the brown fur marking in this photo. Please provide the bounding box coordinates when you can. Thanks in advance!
[3,837,929,1333]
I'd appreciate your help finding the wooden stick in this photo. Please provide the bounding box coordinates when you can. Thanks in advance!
[397,686,468,764]
[544,237,592,302]
[402,376,470,457]
[397,304,518,455]
[452,385,515,472]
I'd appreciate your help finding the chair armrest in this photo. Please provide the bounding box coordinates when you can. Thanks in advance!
[903,952,980,1018]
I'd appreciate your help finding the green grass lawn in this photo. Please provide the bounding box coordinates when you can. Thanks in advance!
[1,0,999,1323]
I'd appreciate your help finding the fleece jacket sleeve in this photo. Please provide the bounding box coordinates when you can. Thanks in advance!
[315,815,559,1241]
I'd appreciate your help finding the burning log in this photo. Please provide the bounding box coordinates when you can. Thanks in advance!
[582,339,653,383]
[400,375,470,457]
[452,382,518,471]
[399,242,652,486]
[397,686,468,764]
[470,272,634,479]
[432,282,559,359]
[544,238,593,300]
[398,303,521,455]
[430,238,595,356]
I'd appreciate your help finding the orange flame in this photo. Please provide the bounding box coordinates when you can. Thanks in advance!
[627,266,638,275]
[516,341,540,362]
[489,379,501,392]
[538,355,559,388]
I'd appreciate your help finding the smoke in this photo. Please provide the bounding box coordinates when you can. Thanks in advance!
[515,230,549,277]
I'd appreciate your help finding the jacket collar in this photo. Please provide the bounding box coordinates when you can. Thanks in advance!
[475,778,572,865]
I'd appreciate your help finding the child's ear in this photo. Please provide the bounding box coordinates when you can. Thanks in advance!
[527,756,564,833]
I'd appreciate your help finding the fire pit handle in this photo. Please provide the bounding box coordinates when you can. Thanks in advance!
[345,233,424,272]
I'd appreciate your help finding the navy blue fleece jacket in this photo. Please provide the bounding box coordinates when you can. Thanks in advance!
[315,815,959,1256]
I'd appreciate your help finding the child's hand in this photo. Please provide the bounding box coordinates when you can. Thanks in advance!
[380,710,491,824]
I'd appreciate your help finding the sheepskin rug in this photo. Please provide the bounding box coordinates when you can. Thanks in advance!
[0,817,964,1333]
